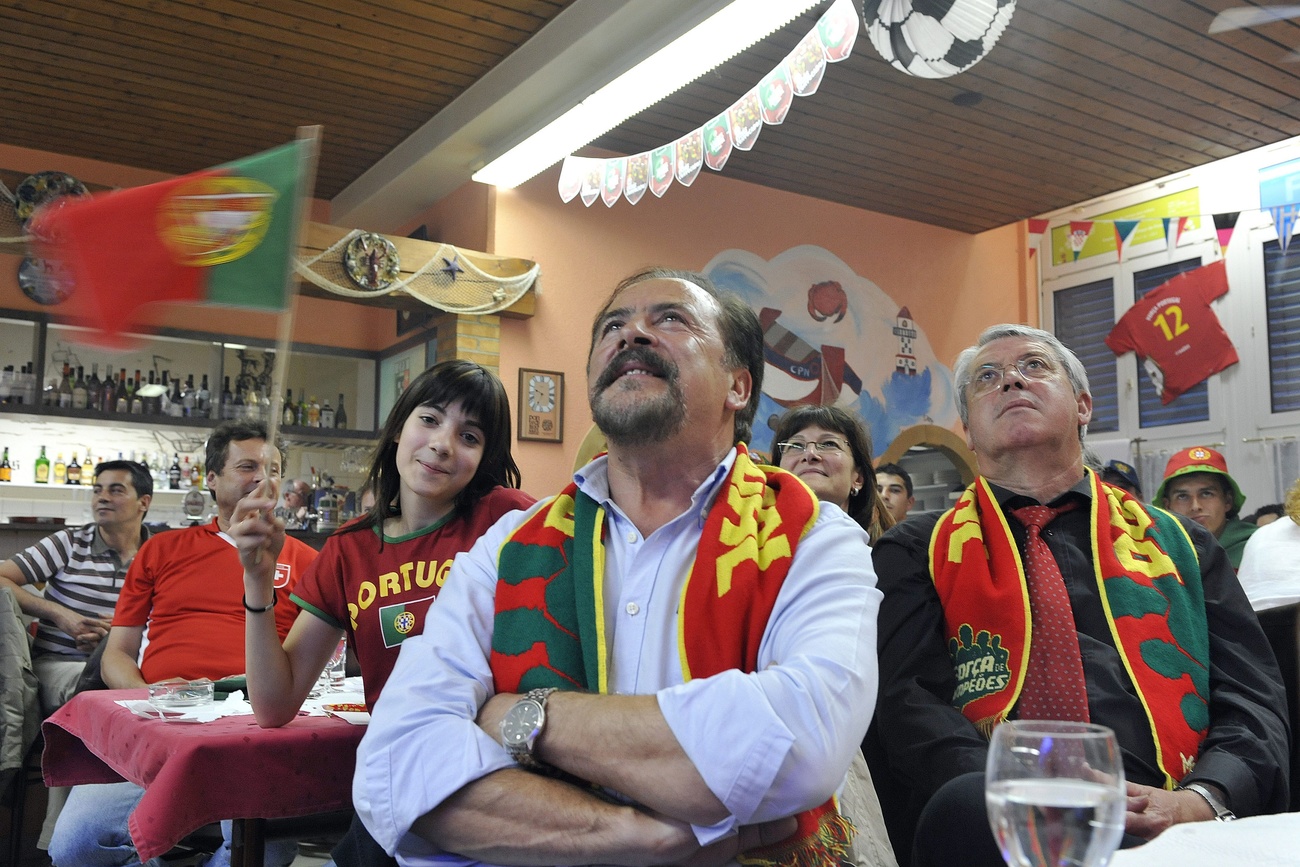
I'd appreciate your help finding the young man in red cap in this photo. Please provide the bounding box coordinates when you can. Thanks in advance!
[1157,446,1256,568]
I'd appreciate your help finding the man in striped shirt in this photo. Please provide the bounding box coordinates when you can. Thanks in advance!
[0,459,152,714]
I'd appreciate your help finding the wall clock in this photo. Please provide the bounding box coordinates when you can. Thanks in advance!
[518,368,564,443]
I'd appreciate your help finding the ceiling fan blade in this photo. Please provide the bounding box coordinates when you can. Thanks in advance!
[1209,5,1300,34]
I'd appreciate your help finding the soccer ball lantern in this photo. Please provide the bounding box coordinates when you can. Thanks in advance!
[862,0,1016,79]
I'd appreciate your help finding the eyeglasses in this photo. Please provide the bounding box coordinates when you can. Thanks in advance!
[964,355,1058,397]
[777,439,847,456]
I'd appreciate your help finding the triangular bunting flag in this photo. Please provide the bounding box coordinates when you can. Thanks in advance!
[1270,205,1300,253]
[1027,218,1049,235]
[1068,221,1094,262]
[1213,211,1240,256]
[1113,219,1141,262]
[1175,216,1191,246]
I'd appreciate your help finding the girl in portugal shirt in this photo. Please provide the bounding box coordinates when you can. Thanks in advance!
[231,360,535,722]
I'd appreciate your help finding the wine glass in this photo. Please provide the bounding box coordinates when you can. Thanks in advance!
[985,721,1126,867]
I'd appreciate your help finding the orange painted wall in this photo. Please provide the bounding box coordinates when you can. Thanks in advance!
[451,158,1031,496]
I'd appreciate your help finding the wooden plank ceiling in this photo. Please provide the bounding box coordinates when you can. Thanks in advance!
[4,0,1300,234]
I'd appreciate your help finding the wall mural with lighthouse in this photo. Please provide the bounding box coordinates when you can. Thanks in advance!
[703,245,957,459]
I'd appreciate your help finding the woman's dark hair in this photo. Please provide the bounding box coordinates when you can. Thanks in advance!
[771,404,895,543]
[340,360,521,536]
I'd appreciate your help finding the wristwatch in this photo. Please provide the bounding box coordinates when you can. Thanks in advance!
[501,687,558,770]
[1178,782,1236,821]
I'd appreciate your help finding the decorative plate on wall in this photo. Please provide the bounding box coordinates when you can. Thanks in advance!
[13,170,88,225]
[17,256,73,305]
[342,232,401,292]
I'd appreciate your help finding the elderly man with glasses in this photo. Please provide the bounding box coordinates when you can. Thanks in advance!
[867,324,1288,867]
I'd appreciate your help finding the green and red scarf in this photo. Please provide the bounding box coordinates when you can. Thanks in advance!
[491,444,852,867]
[929,470,1210,787]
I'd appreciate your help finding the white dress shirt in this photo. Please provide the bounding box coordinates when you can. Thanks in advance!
[355,450,881,866]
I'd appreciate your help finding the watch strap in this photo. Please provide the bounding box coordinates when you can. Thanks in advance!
[1178,781,1236,821]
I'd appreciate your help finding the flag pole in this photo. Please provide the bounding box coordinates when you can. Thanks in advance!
[265,125,321,454]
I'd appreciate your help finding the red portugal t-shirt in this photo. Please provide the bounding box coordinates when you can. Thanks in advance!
[290,486,536,709]
[1105,260,1238,404]
[113,519,318,682]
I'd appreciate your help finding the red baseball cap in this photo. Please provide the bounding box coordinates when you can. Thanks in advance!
[1155,446,1246,512]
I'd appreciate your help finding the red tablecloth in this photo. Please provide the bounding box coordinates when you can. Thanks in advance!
[42,689,364,861]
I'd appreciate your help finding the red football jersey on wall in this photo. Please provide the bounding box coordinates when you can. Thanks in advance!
[1105,260,1238,404]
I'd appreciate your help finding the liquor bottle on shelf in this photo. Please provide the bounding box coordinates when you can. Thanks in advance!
[87,364,102,412]
[0,447,11,482]
[169,453,182,490]
[283,389,296,426]
[72,366,88,410]
[129,370,143,414]
[57,364,74,409]
[34,446,49,483]
[231,387,245,420]
[141,371,157,415]
[102,369,119,414]
[114,369,129,414]
[192,457,205,490]
[334,393,347,429]
[67,453,81,485]
[181,456,192,487]
[298,391,308,427]
[83,451,95,484]
[244,388,260,422]
[182,375,197,417]
[53,452,67,485]
[21,363,35,405]
[168,377,185,418]
[222,376,235,421]
[197,375,211,418]
[320,396,335,429]
[307,395,321,427]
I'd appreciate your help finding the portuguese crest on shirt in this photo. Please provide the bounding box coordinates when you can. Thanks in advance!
[949,623,1011,706]
[378,593,437,648]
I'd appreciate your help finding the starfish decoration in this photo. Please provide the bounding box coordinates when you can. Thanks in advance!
[440,253,464,281]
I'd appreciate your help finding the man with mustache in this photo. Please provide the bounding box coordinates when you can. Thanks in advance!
[869,324,1288,867]
[357,267,880,866]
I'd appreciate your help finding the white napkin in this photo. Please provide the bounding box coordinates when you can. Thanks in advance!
[120,690,254,723]
[1109,813,1300,866]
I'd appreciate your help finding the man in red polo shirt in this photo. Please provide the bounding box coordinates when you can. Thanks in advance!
[50,420,318,867]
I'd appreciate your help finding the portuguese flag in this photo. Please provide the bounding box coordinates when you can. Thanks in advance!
[29,140,310,347]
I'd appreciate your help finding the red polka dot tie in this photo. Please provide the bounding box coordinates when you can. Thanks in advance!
[1010,503,1090,722]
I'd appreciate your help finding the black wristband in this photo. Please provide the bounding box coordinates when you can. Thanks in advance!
[242,590,277,613]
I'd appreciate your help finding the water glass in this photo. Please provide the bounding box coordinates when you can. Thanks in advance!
[985,720,1126,867]
[316,636,347,693]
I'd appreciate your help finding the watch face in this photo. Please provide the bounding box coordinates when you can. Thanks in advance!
[502,699,544,746]
[528,374,556,413]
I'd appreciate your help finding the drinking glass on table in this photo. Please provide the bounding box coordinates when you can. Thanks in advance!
[313,636,347,695]
[985,721,1126,867]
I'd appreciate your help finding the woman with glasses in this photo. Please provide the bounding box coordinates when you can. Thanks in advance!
[772,404,895,543]
[771,404,900,867]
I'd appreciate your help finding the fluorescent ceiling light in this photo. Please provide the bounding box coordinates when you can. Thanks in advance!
[472,0,821,189]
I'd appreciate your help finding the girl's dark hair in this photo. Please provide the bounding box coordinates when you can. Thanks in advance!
[340,360,521,535]
[771,404,895,543]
